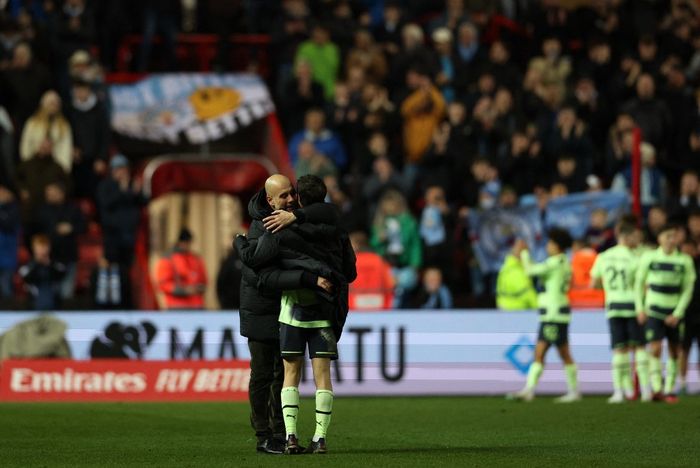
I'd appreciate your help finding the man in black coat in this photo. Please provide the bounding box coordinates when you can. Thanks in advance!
[234,174,337,455]
[237,175,356,455]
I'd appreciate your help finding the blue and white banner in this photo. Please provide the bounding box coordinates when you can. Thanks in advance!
[1,311,696,396]
[469,206,546,273]
[110,73,275,145]
[545,191,629,240]
[470,191,630,273]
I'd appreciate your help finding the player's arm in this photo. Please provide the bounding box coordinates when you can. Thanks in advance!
[634,254,650,323]
[263,202,339,233]
[235,232,280,270]
[520,249,553,277]
[671,256,697,321]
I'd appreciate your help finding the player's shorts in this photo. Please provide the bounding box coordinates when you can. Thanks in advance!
[608,317,646,349]
[537,322,568,346]
[645,316,682,345]
[682,320,700,350]
[280,323,338,360]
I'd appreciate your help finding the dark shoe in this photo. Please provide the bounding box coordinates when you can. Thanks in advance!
[651,392,665,402]
[284,434,303,455]
[257,438,284,455]
[305,438,327,454]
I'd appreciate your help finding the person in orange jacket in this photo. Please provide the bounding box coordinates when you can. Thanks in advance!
[348,231,395,310]
[155,228,208,310]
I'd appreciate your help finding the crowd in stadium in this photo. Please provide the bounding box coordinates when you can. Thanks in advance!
[2,0,700,310]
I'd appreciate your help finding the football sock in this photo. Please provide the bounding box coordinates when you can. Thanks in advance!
[635,349,650,394]
[281,387,300,437]
[620,353,633,396]
[649,356,663,393]
[565,364,578,394]
[611,353,625,393]
[525,362,543,391]
[313,389,333,441]
[664,359,678,395]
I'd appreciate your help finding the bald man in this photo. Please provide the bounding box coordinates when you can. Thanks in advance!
[235,174,338,455]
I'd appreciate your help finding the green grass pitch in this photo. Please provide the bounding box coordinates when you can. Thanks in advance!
[1,396,698,467]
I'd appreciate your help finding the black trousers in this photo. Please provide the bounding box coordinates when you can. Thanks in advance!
[247,339,285,441]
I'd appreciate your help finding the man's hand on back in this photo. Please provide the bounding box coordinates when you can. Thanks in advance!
[263,210,296,233]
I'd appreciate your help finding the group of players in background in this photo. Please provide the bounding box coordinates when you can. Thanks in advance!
[508,216,698,403]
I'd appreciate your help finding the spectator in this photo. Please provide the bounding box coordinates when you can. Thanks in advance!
[419,185,453,277]
[356,131,399,177]
[453,21,483,89]
[348,230,394,310]
[496,244,537,310]
[666,170,700,222]
[294,139,336,180]
[68,78,109,198]
[612,142,666,213]
[551,154,587,194]
[67,50,105,97]
[96,154,147,270]
[362,157,407,221]
[621,73,672,152]
[370,190,422,308]
[400,67,446,167]
[389,23,437,97]
[294,23,340,100]
[604,113,636,180]
[90,257,130,310]
[527,36,571,102]
[345,28,388,84]
[279,59,325,137]
[324,174,367,233]
[19,234,65,310]
[36,182,85,301]
[686,210,700,246]
[0,184,20,301]
[481,40,520,93]
[373,1,404,60]
[155,228,208,310]
[501,129,546,196]
[431,27,457,103]
[288,108,348,171]
[0,41,51,130]
[544,106,595,174]
[584,208,615,253]
[20,90,73,173]
[469,157,501,210]
[644,205,668,245]
[270,0,310,96]
[15,138,70,233]
[414,267,453,309]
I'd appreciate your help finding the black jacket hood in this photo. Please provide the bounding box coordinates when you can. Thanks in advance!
[248,189,272,221]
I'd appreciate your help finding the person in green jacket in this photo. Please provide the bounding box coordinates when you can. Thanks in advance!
[294,23,340,100]
[370,190,422,308]
[507,228,580,403]
[496,251,538,310]
[635,223,696,402]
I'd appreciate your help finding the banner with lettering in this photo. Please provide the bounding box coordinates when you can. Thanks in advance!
[3,310,697,397]
[110,73,275,145]
[0,360,249,402]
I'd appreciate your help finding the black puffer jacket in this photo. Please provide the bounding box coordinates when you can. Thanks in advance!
[238,210,357,340]
[235,189,338,341]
